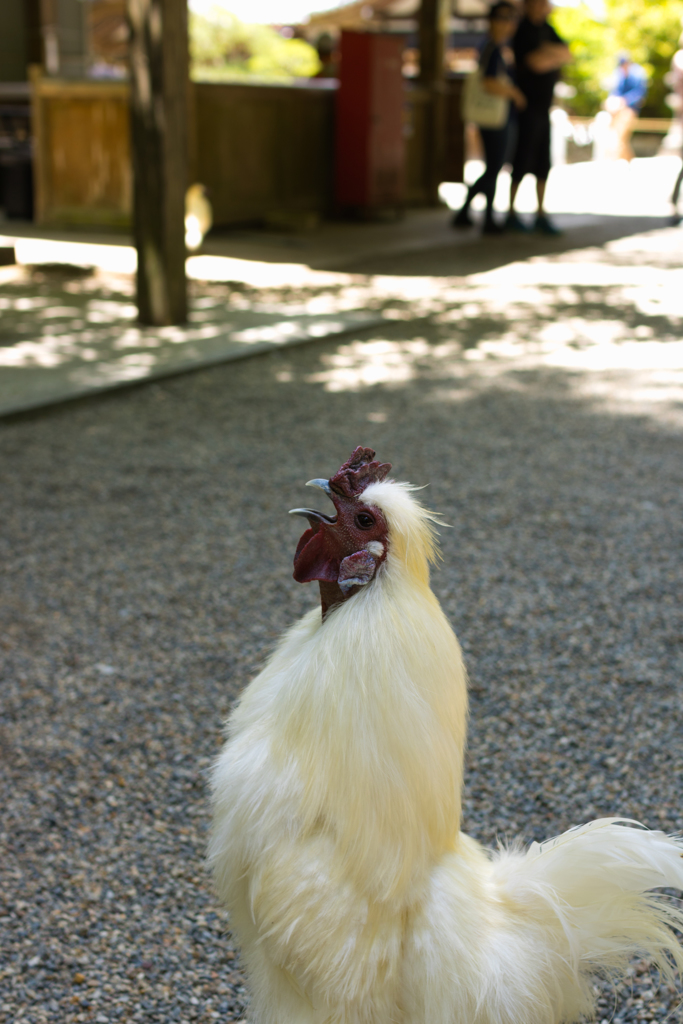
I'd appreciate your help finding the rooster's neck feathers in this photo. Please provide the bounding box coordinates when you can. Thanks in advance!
[226,479,467,902]
[360,480,441,591]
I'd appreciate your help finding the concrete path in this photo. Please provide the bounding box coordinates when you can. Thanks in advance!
[0,293,384,417]
[0,157,680,416]
[0,233,388,417]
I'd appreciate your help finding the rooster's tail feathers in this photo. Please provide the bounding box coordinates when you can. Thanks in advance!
[492,818,683,986]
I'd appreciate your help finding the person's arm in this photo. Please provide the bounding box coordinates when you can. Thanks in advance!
[480,44,526,108]
[482,77,527,109]
[525,42,572,73]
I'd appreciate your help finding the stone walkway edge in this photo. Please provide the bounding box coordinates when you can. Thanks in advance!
[0,312,386,419]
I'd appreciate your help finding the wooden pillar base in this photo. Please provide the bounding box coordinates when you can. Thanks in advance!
[128,0,188,326]
[418,0,449,206]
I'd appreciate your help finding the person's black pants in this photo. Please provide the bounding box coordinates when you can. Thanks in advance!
[511,106,551,183]
[464,123,510,216]
[672,143,683,207]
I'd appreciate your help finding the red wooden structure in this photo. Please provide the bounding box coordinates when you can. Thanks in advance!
[334,31,406,214]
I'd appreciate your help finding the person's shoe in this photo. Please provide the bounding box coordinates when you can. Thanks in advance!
[482,216,504,235]
[505,211,530,232]
[534,213,562,236]
[451,207,474,228]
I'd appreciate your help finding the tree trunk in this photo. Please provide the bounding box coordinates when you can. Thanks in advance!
[128,0,188,325]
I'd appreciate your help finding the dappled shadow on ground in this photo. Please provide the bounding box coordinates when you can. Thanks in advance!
[200,212,676,278]
[341,215,673,277]
[1,226,682,1024]
[0,265,392,415]
[1,223,681,420]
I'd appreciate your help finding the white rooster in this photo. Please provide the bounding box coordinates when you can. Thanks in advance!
[210,447,683,1024]
[185,183,213,252]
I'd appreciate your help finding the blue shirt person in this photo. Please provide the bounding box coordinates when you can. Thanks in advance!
[606,54,648,161]
[611,55,648,111]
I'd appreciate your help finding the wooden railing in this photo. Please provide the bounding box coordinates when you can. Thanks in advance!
[28,67,465,228]
[30,67,132,227]
[568,114,673,134]
[190,80,335,228]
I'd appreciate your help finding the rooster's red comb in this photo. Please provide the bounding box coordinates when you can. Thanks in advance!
[329,447,392,498]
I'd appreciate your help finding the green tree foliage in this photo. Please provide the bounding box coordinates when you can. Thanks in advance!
[606,0,683,115]
[190,7,321,82]
[550,5,611,115]
[551,0,683,117]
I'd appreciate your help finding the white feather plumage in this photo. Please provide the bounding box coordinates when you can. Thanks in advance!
[210,478,683,1024]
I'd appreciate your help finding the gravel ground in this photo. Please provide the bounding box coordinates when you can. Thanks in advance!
[1,226,682,1024]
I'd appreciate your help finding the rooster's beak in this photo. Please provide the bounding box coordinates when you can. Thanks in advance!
[289,478,337,526]
[306,478,333,496]
[289,508,336,526]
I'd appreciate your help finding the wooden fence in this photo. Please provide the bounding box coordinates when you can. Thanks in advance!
[29,68,465,228]
[190,81,335,228]
[30,68,132,226]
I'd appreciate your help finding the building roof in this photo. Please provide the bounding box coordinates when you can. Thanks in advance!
[304,0,418,36]
[303,0,489,38]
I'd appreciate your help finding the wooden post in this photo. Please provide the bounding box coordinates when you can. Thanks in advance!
[28,66,47,225]
[39,0,60,74]
[128,0,188,325]
[26,0,43,67]
[418,0,449,205]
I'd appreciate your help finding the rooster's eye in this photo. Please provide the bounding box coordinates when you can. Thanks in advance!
[355,512,375,530]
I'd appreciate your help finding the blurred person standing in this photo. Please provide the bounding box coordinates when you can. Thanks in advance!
[606,54,648,162]
[506,0,571,235]
[669,33,683,223]
[315,33,339,79]
[453,1,527,234]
